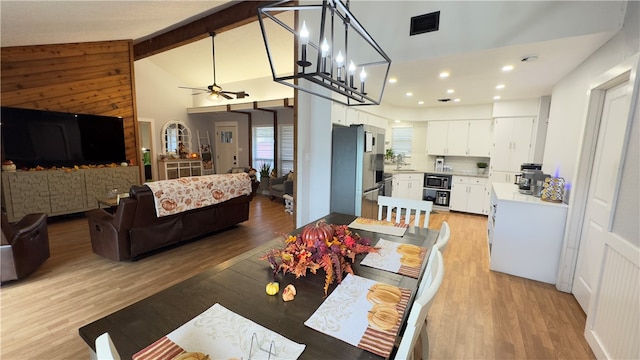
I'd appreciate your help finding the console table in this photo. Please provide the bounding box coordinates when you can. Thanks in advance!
[158,159,203,180]
[1,166,140,222]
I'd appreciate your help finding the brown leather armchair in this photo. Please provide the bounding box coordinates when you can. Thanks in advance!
[1,212,50,283]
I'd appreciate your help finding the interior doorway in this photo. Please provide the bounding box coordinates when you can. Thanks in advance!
[214,121,239,173]
[565,55,639,359]
[137,118,157,182]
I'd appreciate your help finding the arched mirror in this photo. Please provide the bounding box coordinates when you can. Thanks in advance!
[161,121,192,157]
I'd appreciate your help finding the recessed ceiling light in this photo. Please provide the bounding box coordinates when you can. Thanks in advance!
[493,95,501,100]
[496,84,505,89]
[388,78,397,83]
[439,72,450,78]
[453,98,461,102]
[406,92,413,97]
[418,101,424,105]
[502,65,514,72]
[447,89,454,94]
[394,120,401,123]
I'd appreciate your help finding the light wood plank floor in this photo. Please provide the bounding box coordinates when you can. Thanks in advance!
[0,196,594,359]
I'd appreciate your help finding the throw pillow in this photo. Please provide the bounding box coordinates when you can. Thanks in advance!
[287,172,294,181]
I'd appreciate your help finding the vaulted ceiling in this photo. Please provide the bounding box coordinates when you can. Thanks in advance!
[0,1,628,109]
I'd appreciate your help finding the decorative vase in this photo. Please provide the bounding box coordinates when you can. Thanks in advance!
[258,177,270,194]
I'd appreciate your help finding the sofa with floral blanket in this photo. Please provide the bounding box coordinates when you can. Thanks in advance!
[86,174,258,261]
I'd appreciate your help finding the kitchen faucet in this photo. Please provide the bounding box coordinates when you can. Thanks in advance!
[395,153,405,169]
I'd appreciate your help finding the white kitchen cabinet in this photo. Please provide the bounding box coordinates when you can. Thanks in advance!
[367,113,388,129]
[446,121,469,156]
[467,120,493,157]
[491,117,534,173]
[331,103,347,126]
[427,120,492,156]
[488,183,568,284]
[450,175,488,215]
[426,121,449,155]
[489,170,520,185]
[346,107,360,125]
[392,173,423,200]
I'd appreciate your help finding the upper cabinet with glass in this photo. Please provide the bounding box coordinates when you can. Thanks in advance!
[161,121,192,157]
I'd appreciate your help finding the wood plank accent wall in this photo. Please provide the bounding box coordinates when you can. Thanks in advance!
[0,40,139,168]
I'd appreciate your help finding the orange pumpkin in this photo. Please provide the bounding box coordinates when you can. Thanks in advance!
[301,220,334,245]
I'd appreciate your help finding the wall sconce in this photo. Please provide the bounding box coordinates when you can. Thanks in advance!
[258,0,391,106]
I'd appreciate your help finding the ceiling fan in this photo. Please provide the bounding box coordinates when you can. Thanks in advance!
[179,32,249,101]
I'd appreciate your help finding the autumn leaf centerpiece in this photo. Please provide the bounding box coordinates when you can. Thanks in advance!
[261,220,378,295]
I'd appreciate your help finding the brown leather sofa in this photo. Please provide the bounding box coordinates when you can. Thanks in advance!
[1,212,50,283]
[86,182,257,261]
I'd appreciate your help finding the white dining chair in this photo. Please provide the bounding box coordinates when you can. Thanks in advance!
[95,332,121,360]
[394,250,445,360]
[377,195,433,228]
[434,221,450,252]
[416,245,440,299]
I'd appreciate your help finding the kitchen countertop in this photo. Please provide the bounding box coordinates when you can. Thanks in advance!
[385,168,489,178]
[425,170,489,178]
[492,183,568,207]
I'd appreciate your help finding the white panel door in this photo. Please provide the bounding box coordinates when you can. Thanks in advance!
[214,123,238,174]
[446,120,469,156]
[573,82,630,311]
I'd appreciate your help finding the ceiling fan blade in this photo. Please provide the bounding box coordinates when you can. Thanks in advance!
[220,92,233,100]
[221,90,249,99]
[179,86,207,91]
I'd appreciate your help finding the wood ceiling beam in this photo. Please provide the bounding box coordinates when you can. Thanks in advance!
[133,1,277,61]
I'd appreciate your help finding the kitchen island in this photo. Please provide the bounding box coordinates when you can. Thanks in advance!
[488,183,568,284]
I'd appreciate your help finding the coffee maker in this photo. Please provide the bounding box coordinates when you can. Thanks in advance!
[519,163,544,194]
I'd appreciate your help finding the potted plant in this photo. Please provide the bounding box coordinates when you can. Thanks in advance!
[258,162,272,193]
[385,148,395,162]
[477,162,488,174]
[259,162,271,180]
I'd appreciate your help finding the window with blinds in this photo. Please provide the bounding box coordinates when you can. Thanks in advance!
[252,125,294,177]
[392,127,413,156]
[279,125,294,175]
[253,126,274,171]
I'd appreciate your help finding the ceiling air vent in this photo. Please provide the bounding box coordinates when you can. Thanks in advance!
[410,11,440,36]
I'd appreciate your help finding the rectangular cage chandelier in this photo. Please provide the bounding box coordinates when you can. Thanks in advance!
[258,0,391,106]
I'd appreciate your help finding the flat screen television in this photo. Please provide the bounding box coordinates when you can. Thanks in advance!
[1,106,127,169]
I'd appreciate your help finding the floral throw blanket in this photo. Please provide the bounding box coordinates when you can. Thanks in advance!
[145,173,252,217]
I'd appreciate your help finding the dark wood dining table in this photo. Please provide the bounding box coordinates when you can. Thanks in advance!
[78,212,438,360]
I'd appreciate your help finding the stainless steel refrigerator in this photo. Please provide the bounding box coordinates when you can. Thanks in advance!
[330,124,386,219]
